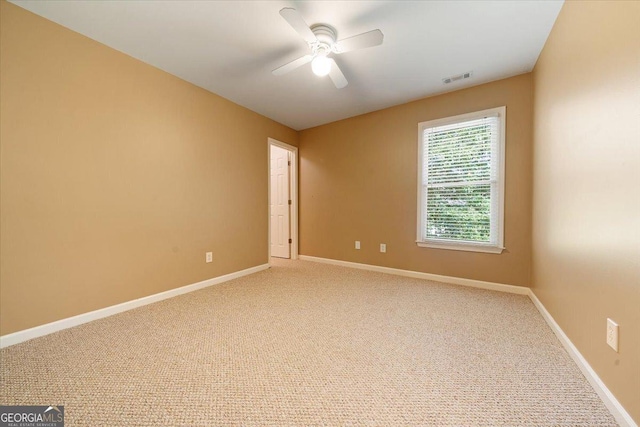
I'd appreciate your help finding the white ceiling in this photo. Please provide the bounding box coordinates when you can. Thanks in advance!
[11,0,563,130]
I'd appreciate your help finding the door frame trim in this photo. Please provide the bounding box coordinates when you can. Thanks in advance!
[268,138,298,262]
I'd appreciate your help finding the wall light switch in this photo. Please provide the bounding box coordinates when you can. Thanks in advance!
[355,241,361,250]
[380,243,386,253]
[606,318,619,352]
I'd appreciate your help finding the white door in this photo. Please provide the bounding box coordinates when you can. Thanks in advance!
[270,145,290,258]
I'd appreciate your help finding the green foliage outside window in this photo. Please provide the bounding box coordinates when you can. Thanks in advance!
[425,123,492,243]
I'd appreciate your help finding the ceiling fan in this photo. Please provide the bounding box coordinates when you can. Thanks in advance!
[272,8,384,89]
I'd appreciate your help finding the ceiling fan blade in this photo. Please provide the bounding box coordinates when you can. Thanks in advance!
[336,29,384,54]
[272,54,314,76]
[328,59,348,89]
[279,8,317,44]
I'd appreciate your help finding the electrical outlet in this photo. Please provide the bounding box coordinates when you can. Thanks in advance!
[380,243,386,253]
[606,318,618,352]
[206,252,213,263]
[355,241,361,250]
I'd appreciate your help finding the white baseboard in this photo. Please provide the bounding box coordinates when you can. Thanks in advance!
[298,255,529,294]
[2,255,635,426]
[528,290,637,427]
[0,263,270,349]
[299,254,636,426]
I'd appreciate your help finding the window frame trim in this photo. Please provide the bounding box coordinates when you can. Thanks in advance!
[416,106,506,254]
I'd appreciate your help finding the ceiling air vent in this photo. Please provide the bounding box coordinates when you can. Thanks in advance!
[442,71,473,84]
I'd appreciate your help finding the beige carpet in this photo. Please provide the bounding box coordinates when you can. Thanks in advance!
[1,259,617,426]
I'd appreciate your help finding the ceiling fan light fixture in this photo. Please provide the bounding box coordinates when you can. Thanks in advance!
[311,55,332,77]
[274,8,383,88]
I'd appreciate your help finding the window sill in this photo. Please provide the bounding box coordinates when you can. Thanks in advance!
[416,240,504,254]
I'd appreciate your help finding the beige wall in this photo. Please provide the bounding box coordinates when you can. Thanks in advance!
[532,1,640,423]
[299,74,533,286]
[0,2,297,335]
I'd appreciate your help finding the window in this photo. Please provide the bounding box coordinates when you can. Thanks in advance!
[417,106,505,253]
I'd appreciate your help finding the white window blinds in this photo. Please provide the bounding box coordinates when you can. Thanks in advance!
[417,107,505,253]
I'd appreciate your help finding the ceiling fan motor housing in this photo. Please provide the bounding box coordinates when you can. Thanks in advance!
[310,24,337,55]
